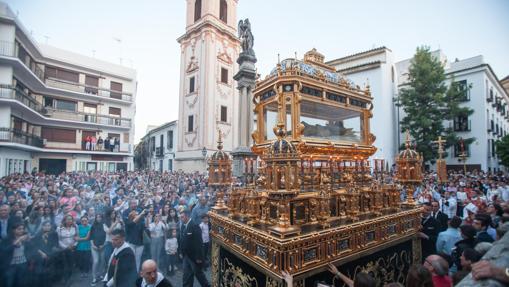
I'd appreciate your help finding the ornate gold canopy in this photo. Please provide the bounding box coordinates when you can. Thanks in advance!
[209,49,422,279]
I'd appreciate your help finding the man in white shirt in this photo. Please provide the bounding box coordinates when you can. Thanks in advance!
[440,191,457,219]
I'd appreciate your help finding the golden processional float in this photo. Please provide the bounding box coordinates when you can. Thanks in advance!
[208,49,424,287]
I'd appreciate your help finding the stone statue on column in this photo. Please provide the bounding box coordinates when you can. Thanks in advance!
[233,18,258,182]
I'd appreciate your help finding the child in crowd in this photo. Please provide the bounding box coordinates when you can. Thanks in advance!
[164,228,179,276]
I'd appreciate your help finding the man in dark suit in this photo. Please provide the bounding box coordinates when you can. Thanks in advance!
[103,229,137,287]
[179,209,210,287]
[473,214,494,243]
[431,200,449,232]
[419,202,441,260]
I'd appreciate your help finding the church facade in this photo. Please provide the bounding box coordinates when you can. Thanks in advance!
[175,0,240,172]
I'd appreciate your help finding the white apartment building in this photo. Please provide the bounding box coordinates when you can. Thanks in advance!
[137,121,177,172]
[395,51,509,172]
[0,2,137,176]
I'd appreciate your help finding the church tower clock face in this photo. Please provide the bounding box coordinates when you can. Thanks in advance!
[175,0,240,171]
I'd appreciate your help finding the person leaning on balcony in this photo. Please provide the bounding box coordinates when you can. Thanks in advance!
[91,136,97,151]
[104,136,110,151]
[85,135,91,150]
[97,136,103,151]
[109,137,115,152]
[114,137,120,152]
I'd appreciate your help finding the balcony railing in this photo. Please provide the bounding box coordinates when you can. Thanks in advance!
[44,108,132,128]
[0,128,44,148]
[0,86,131,128]
[45,77,133,102]
[453,119,471,132]
[0,85,45,113]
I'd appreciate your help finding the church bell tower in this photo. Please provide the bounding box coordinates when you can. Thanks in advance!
[175,0,241,172]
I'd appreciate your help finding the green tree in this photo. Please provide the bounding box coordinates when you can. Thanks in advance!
[396,46,474,165]
[496,135,509,167]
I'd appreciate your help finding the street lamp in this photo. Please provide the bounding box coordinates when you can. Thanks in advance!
[202,146,207,157]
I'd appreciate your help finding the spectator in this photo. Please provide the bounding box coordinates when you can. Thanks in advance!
[89,213,106,286]
[419,202,440,259]
[431,200,449,232]
[436,216,462,256]
[147,213,167,266]
[473,214,495,243]
[104,136,110,151]
[0,221,31,287]
[97,136,103,151]
[423,255,452,287]
[75,215,92,278]
[459,248,482,271]
[126,209,146,271]
[326,263,376,287]
[165,228,179,276]
[471,260,509,284]
[103,209,123,266]
[32,221,59,287]
[0,204,13,242]
[406,264,433,287]
[199,214,211,266]
[451,224,477,271]
[136,259,173,287]
[57,214,78,286]
[91,135,97,151]
[191,195,210,223]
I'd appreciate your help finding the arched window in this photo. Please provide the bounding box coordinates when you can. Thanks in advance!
[219,0,227,23]
[194,0,202,22]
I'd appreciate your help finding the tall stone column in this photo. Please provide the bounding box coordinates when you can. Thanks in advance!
[232,19,257,181]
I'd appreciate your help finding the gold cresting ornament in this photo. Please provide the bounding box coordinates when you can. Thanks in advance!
[209,49,423,282]
[209,129,230,212]
[396,130,423,205]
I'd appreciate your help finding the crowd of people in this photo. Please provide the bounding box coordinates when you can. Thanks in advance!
[0,170,212,287]
[0,168,508,287]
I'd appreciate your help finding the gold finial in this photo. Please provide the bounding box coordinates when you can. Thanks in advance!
[217,129,223,150]
[277,53,280,64]
[405,130,411,149]
[294,51,297,60]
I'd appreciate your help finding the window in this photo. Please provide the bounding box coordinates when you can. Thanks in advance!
[41,127,76,143]
[167,130,174,149]
[56,99,76,112]
[220,106,227,122]
[194,0,202,22]
[84,103,97,123]
[168,159,173,171]
[219,0,228,23]
[188,115,194,132]
[123,133,129,144]
[150,136,156,152]
[454,141,470,157]
[160,134,164,150]
[190,76,195,93]
[109,107,121,126]
[110,81,122,99]
[44,97,54,108]
[456,80,469,101]
[453,116,470,132]
[45,66,79,83]
[85,75,99,94]
[221,68,228,84]
[491,139,496,157]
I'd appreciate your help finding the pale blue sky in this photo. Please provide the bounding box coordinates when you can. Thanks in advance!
[5,0,509,142]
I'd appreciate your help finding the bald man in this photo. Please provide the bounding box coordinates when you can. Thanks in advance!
[423,255,452,287]
[136,259,173,287]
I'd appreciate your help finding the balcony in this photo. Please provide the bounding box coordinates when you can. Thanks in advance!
[0,85,131,128]
[0,128,44,148]
[44,108,132,128]
[44,77,133,102]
